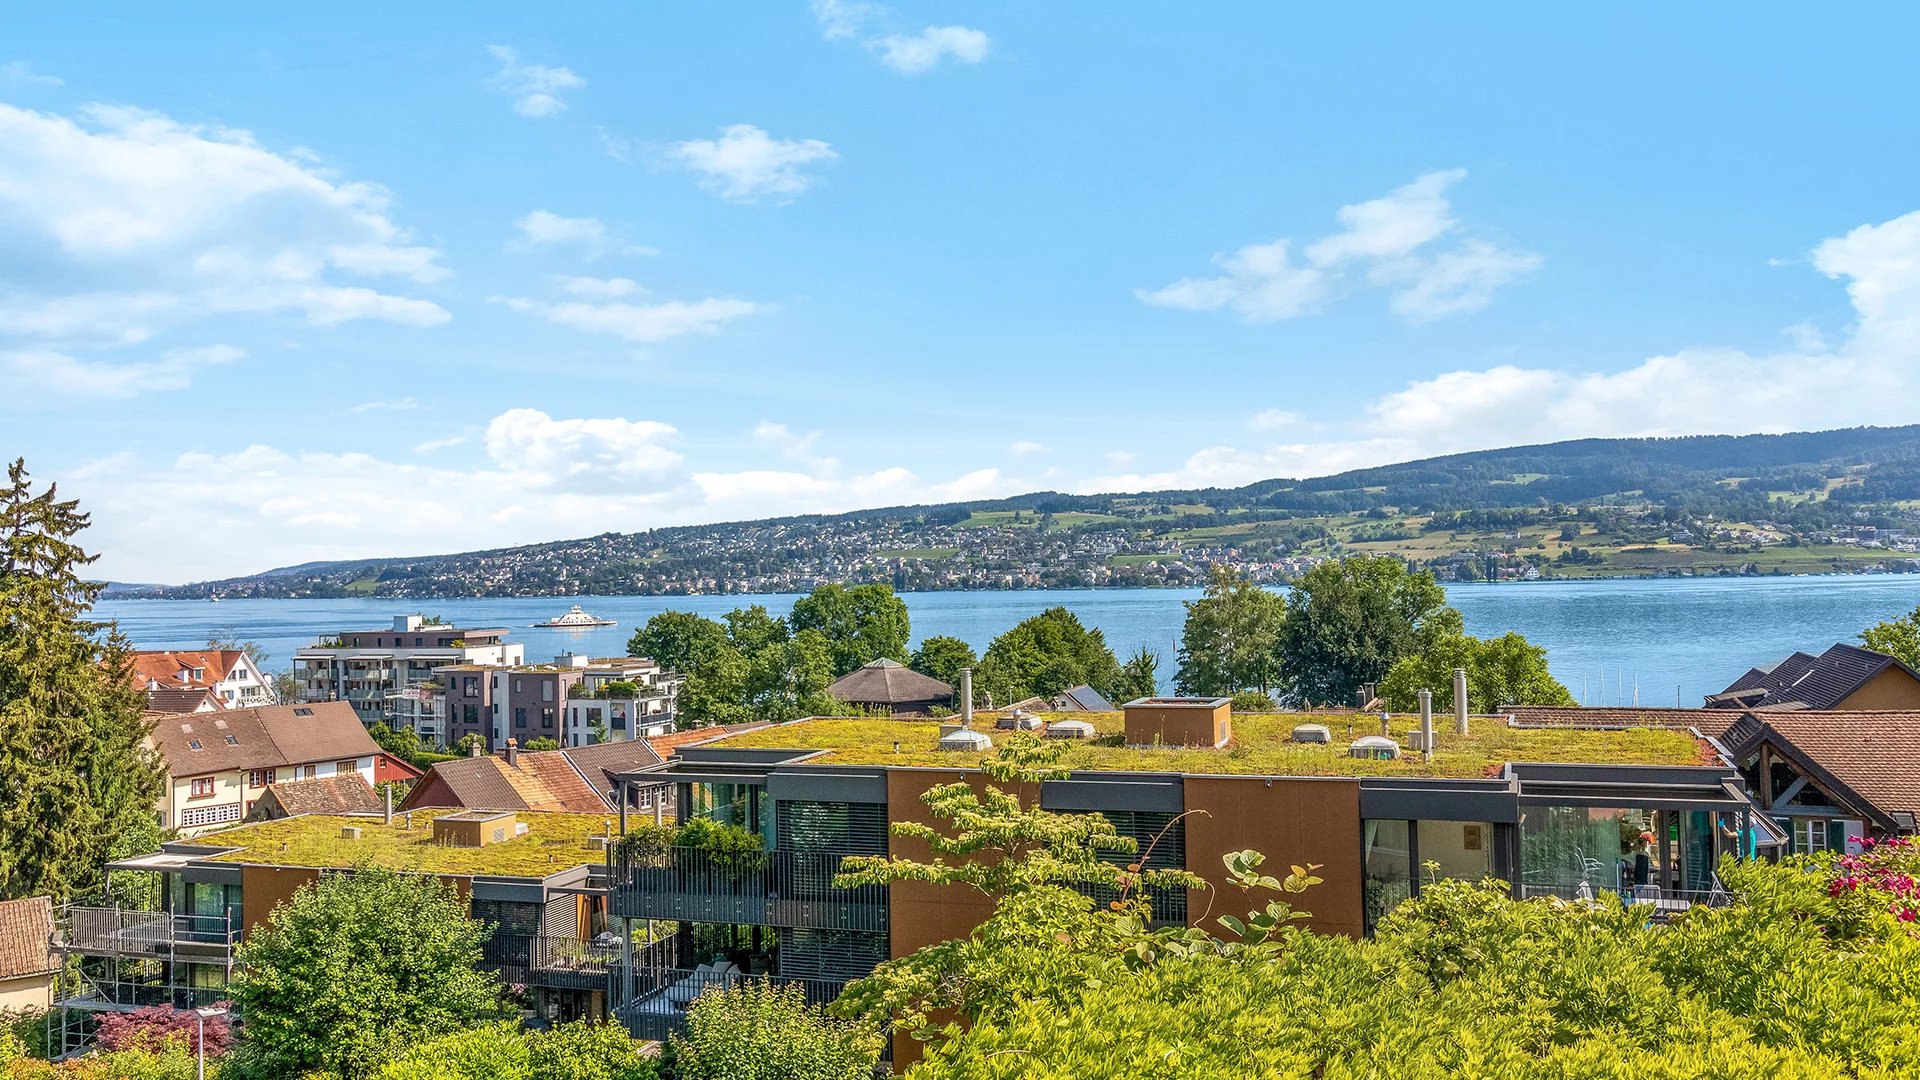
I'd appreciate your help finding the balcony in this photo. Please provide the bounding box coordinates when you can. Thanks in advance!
[616,967,848,1043]
[612,847,888,933]
[480,933,621,992]
[60,907,238,961]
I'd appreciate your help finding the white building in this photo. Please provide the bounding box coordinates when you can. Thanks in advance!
[147,701,386,836]
[292,615,523,731]
[128,648,275,712]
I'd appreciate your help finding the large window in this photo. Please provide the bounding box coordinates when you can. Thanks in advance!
[1364,819,1500,930]
[685,782,774,844]
[1363,820,1412,929]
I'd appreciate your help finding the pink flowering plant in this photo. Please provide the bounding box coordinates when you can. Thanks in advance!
[1822,835,1920,929]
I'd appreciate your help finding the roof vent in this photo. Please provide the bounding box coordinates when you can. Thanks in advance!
[995,710,1042,731]
[340,826,362,840]
[1348,736,1400,761]
[938,727,994,752]
[1290,723,1331,744]
[1046,719,1095,740]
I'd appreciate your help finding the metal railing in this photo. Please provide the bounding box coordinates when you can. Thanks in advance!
[612,846,889,932]
[616,968,848,1043]
[1519,881,1733,911]
[480,933,620,991]
[61,907,238,959]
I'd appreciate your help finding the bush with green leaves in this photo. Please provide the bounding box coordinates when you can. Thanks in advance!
[374,1020,654,1080]
[227,866,500,1080]
[890,857,1920,1078]
[669,982,880,1080]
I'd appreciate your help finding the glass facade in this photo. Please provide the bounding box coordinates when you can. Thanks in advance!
[684,782,775,845]
[1363,819,1500,928]
[1518,805,1739,900]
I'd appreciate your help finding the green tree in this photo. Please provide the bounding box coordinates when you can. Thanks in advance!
[909,635,978,690]
[1116,646,1159,701]
[723,605,789,654]
[1862,604,1920,669]
[205,628,269,672]
[0,460,166,903]
[627,611,732,675]
[230,866,499,1080]
[1275,556,1450,707]
[522,736,560,752]
[973,607,1126,705]
[366,722,420,764]
[788,583,911,677]
[670,982,879,1080]
[745,628,838,722]
[1377,610,1576,713]
[1176,564,1285,695]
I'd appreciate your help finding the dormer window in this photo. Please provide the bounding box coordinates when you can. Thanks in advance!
[224,735,238,745]
[188,739,202,751]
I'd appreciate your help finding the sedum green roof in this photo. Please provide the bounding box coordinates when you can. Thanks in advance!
[703,712,1713,778]
[200,809,618,878]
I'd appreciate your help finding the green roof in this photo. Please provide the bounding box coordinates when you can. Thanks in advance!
[201,809,617,878]
[703,712,1713,778]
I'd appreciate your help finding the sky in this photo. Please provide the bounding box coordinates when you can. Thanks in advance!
[5,4,1920,584]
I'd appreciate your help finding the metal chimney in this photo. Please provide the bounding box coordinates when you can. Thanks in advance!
[1418,688,1434,761]
[384,784,393,826]
[959,668,974,729]
[1453,667,1470,734]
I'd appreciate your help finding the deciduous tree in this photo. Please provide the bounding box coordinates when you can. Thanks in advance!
[229,866,499,1080]
[1862,604,1920,670]
[1274,556,1449,707]
[1377,610,1575,713]
[973,607,1127,705]
[1176,564,1285,696]
[788,584,910,677]
[909,635,978,690]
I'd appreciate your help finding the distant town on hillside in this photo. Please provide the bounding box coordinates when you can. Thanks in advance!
[111,425,1920,599]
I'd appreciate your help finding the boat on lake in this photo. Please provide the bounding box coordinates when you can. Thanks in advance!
[532,604,617,629]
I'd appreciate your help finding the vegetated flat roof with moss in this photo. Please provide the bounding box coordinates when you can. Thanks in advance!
[703,713,1714,778]
[200,809,617,877]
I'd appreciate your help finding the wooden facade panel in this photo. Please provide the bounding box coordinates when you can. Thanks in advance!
[1181,775,1365,939]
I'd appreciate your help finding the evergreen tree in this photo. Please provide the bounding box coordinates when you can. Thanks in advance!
[0,459,166,903]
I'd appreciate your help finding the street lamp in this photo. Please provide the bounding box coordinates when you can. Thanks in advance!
[193,1006,227,1080]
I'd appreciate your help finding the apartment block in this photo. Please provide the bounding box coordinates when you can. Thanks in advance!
[292,615,523,732]
[435,654,681,752]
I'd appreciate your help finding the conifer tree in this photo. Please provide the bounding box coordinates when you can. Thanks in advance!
[0,459,166,903]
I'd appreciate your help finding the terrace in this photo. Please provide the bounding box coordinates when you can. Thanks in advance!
[698,712,1713,778]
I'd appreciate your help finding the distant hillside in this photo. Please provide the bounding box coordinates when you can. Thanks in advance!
[118,425,1920,599]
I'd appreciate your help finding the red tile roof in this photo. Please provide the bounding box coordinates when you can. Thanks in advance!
[127,650,247,692]
[1505,706,1742,738]
[1719,710,1920,827]
[248,774,384,819]
[0,896,54,981]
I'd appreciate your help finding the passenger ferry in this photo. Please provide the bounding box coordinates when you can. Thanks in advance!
[532,604,617,629]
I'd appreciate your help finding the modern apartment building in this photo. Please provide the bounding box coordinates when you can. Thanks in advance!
[434,654,680,752]
[599,699,1781,1057]
[292,615,523,731]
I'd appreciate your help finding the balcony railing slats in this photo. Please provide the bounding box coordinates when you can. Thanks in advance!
[61,907,238,959]
[612,847,889,933]
[615,969,849,1043]
[480,932,621,991]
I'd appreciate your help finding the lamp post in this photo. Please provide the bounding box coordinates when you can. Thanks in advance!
[193,1006,227,1080]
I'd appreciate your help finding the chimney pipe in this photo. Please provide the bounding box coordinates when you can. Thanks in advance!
[468,739,482,758]
[504,738,518,767]
[1453,667,1470,734]
[1418,688,1434,761]
[960,668,974,729]
[384,784,393,826]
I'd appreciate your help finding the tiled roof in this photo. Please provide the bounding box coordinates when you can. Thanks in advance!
[127,649,246,691]
[1707,643,1916,711]
[1505,706,1742,738]
[827,658,953,706]
[403,741,665,814]
[0,896,54,981]
[1719,710,1920,826]
[143,686,224,714]
[251,774,384,818]
[148,701,380,776]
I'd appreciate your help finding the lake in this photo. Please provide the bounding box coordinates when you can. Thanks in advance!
[95,576,1920,707]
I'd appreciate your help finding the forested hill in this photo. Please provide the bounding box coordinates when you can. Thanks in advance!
[120,425,1920,598]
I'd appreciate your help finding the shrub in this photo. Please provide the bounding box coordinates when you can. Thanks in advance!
[1229,690,1278,712]
[671,982,879,1080]
[95,1006,231,1058]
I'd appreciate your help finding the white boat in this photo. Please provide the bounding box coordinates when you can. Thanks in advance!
[532,604,617,629]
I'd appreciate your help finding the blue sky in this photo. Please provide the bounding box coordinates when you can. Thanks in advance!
[5,3,1920,583]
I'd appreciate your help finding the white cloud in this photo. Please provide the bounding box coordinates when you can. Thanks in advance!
[1139,170,1537,324]
[2,60,61,87]
[871,27,991,74]
[754,421,840,473]
[414,433,469,454]
[1248,409,1304,431]
[1008,440,1051,457]
[810,1,991,74]
[486,45,585,118]
[1107,204,1920,492]
[513,210,606,248]
[666,124,838,202]
[557,275,645,299]
[348,397,423,415]
[1105,450,1136,467]
[484,408,683,481]
[494,295,761,344]
[1,344,241,400]
[0,102,450,346]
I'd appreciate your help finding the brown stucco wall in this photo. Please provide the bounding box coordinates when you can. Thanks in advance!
[1181,775,1365,939]
[1838,667,1920,710]
[1124,701,1231,747]
[239,865,320,934]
